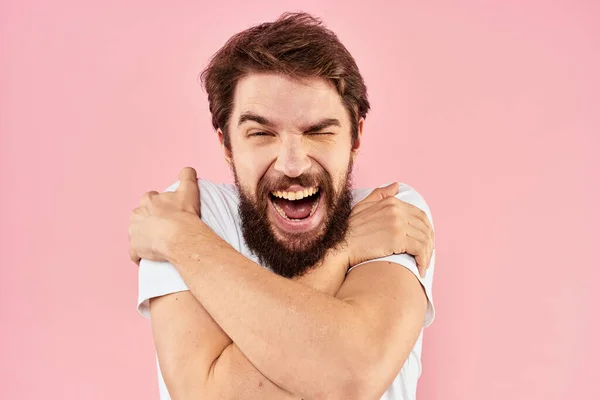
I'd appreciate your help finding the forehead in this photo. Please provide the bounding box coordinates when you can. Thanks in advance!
[232,73,348,128]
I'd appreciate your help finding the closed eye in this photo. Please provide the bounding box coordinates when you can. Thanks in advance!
[248,131,274,137]
[306,132,334,136]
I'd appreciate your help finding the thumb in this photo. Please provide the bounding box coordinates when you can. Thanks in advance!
[177,166,200,196]
[179,166,197,182]
[360,182,399,204]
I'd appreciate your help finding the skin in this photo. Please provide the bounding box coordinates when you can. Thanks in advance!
[221,73,359,247]
[129,73,435,399]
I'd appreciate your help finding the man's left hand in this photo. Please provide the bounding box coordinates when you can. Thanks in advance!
[128,167,201,265]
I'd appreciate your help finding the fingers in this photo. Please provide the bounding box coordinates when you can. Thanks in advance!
[404,224,429,245]
[407,217,433,244]
[179,166,197,181]
[405,203,432,235]
[128,209,141,266]
[388,213,432,278]
[351,182,399,216]
[129,248,141,266]
[407,228,434,277]
[177,166,201,212]
[382,196,434,247]
[140,191,159,206]
[378,181,399,198]
[178,167,199,192]
[360,182,399,204]
[401,235,431,278]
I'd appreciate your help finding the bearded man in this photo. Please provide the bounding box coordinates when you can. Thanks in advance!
[129,12,436,400]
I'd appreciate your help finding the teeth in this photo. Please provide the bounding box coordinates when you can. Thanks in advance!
[271,187,319,201]
[271,189,322,221]
[310,197,319,214]
[273,201,289,219]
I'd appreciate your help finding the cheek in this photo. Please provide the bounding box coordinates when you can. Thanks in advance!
[233,147,274,190]
[308,141,353,180]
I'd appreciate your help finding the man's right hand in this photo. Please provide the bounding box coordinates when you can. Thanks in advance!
[296,182,435,295]
[346,182,435,278]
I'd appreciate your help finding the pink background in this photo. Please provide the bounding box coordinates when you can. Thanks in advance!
[1,1,598,399]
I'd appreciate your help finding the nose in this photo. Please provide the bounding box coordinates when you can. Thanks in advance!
[273,135,312,178]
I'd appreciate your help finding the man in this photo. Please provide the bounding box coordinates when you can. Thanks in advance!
[129,12,436,400]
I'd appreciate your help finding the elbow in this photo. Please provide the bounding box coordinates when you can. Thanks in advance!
[333,369,380,400]
[161,372,203,400]
[327,374,377,400]
[325,345,384,400]
[160,359,211,400]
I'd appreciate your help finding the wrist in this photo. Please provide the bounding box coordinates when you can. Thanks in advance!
[330,240,351,272]
[328,242,351,271]
[163,213,212,265]
[295,245,350,296]
[343,240,359,268]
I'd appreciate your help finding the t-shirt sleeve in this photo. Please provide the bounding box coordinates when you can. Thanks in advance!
[136,180,232,318]
[346,183,436,327]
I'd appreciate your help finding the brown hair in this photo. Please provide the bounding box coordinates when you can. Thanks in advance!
[199,12,370,149]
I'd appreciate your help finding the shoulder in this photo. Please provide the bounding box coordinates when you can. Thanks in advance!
[350,182,436,327]
[163,178,238,211]
[163,179,242,246]
[163,178,237,199]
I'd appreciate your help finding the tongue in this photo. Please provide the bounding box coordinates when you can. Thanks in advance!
[273,197,315,219]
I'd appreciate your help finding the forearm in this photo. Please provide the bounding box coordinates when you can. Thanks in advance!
[208,343,300,400]
[167,226,369,398]
[292,246,348,296]
[206,249,347,399]
[207,258,344,400]
[151,292,299,400]
[206,248,347,399]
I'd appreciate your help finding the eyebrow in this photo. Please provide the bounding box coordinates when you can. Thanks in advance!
[238,112,341,133]
[238,112,274,127]
[301,118,341,133]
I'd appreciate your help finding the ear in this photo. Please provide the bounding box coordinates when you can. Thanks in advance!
[351,118,364,161]
[218,129,233,167]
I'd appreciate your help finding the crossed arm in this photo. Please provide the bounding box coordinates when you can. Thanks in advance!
[150,248,347,400]
[150,223,428,400]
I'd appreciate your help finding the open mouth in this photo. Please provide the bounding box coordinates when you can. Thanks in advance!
[269,187,321,221]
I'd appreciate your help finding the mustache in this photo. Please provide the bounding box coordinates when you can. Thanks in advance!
[258,173,324,193]
[251,170,334,217]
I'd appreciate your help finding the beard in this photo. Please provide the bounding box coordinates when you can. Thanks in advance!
[235,161,354,279]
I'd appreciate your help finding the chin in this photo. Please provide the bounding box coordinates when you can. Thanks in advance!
[270,221,326,252]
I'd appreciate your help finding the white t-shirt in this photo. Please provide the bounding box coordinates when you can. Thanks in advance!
[138,180,436,400]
